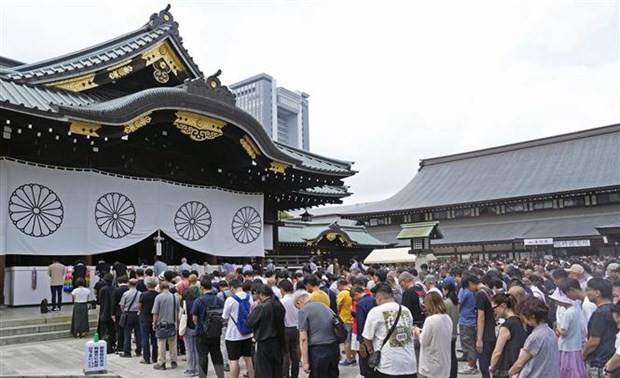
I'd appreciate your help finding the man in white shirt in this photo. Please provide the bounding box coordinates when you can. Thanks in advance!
[222,279,254,378]
[279,279,300,378]
[361,283,417,378]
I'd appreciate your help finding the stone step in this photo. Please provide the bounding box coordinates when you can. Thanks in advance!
[0,318,98,338]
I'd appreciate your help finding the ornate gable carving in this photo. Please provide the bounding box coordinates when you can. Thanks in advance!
[184,70,236,106]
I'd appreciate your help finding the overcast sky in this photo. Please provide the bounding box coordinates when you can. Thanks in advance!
[2,0,618,208]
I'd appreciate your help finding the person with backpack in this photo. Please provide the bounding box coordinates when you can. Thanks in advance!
[245,284,286,378]
[191,278,225,378]
[222,279,255,378]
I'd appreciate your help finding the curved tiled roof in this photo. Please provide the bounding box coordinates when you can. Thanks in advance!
[344,124,620,216]
[0,78,109,115]
[2,7,202,84]
[276,142,355,175]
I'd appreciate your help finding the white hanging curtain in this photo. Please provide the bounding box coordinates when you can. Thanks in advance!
[0,158,264,257]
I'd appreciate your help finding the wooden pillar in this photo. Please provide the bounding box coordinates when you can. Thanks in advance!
[481,244,486,261]
[454,247,458,261]
[511,241,516,261]
[0,255,5,305]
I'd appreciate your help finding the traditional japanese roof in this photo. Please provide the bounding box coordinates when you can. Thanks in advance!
[370,206,620,246]
[0,6,356,210]
[2,6,202,88]
[344,124,620,216]
[278,221,391,247]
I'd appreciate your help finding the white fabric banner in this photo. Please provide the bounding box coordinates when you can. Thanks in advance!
[0,158,264,257]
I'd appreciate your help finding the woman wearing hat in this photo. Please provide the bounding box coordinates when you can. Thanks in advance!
[552,289,587,378]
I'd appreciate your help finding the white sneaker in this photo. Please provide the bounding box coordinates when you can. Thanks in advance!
[458,366,479,375]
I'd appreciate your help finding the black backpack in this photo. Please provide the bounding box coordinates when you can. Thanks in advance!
[40,298,49,314]
[197,296,224,339]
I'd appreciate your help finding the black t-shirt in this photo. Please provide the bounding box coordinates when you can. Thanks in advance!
[139,290,159,323]
[475,288,497,342]
[401,287,425,323]
[587,303,617,367]
[495,316,528,377]
[95,262,111,276]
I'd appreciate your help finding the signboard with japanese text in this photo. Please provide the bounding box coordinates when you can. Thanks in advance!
[524,238,554,246]
[84,340,107,374]
[553,240,591,248]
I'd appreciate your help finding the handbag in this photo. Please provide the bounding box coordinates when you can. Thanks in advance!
[118,292,138,327]
[368,304,402,370]
[156,295,177,338]
[178,300,188,336]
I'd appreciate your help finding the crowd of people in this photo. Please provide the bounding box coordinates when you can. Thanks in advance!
[73,254,620,378]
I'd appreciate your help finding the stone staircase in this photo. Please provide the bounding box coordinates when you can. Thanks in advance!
[0,310,98,346]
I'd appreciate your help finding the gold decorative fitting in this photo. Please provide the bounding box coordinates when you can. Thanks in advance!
[108,63,134,81]
[269,161,289,173]
[239,135,261,159]
[69,120,101,137]
[326,232,338,242]
[173,111,226,141]
[141,40,186,77]
[123,114,152,134]
[46,73,97,92]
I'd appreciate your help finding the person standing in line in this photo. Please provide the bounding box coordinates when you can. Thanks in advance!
[191,278,225,378]
[336,278,356,366]
[351,284,377,378]
[135,269,147,292]
[279,279,300,378]
[295,289,340,378]
[179,257,191,273]
[442,278,460,378]
[603,303,620,377]
[463,274,496,378]
[551,289,587,378]
[458,274,480,375]
[70,277,90,338]
[96,274,116,348]
[181,284,201,378]
[111,275,129,353]
[48,257,66,311]
[508,296,559,378]
[138,276,159,365]
[488,292,528,378]
[303,274,330,307]
[362,283,417,378]
[73,260,87,289]
[112,260,127,286]
[245,284,286,378]
[152,281,180,370]
[222,279,255,378]
[583,278,617,378]
[415,292,451,378]
[119,278,142,358]
[154,256,168,277]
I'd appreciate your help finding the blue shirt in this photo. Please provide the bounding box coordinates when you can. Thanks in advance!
[355,294,377,342]
[458,288,476,325]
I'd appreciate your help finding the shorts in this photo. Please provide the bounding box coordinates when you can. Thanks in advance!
[226,338,253,360]
[459,324,477,360]
[344,324,353,343]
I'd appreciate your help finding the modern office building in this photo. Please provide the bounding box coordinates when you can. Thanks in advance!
[230,73,310,151]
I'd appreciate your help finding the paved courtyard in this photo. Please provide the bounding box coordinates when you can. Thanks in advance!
[0,306,482,377]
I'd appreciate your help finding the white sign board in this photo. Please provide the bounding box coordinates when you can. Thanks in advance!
[84,340,107,374]
[524,238,554,246]
[553,240,591,248]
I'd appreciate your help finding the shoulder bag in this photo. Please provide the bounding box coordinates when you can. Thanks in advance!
[156,295,177,338]
[368,304,402,370]
[178,300,188,336]
[118,292,138,327]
